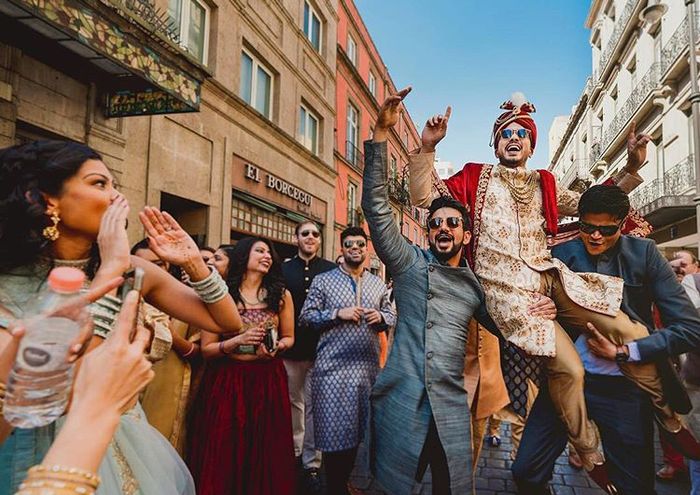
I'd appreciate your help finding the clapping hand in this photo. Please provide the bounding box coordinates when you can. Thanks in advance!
[363,308,383,325]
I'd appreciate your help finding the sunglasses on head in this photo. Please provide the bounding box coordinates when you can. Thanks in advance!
[300,230,320,238]
[500,128,529,140]
[343,239,367,249]
[428,217,463,230]
[578,221,623,237]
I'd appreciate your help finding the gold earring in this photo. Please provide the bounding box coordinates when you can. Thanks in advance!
[42,211,60,241]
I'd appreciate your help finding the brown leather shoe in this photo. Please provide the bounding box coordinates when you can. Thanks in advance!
[587,462,618,494]
[656,464,687,481]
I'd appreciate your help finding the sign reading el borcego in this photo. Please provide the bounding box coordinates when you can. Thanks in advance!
[245,163,312,206]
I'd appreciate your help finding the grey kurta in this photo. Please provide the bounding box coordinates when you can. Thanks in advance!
[362,140,496,494]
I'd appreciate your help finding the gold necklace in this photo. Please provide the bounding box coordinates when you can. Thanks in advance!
[499,168,538,204]
[239,287,267,306]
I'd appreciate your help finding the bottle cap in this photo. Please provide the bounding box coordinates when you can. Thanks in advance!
[48,267,86,292]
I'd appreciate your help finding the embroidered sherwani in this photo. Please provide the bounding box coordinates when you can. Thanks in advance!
[409,155,642,357]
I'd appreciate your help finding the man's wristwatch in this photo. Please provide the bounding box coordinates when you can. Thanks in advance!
[615,345,630,363]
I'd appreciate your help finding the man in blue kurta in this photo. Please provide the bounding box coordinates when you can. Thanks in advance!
[299,226,396,495]
[362,89,554,494]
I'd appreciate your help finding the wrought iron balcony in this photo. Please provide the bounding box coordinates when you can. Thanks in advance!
[661,10,700,75]
[589,142,602,165]
[600,62,660,157]
[595,0,638,85]
[347,207,363,227]
[345,140,364,170]
[561,159,591,191]
[387,177,410,207]
[1,0,208,117]
[629,155,696,218]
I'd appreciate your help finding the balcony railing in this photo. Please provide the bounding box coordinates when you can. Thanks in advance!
[345,140,364,170]
[388,177,410,207]
[629,155,696,210]
[594,62,660,162]
[347,208,363,227]
[102,0,181,46]
[660,10,700,75]
[595,0,638,84]
[561,159,591,189]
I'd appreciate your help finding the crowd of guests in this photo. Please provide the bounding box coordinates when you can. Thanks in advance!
[3,97,700,495]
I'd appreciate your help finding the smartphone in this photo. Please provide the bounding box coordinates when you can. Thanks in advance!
[119,267,145,300]
[119,267,145,340]
[262,319,278,352]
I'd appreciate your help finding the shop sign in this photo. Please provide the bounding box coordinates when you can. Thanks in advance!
[245,164,312,206]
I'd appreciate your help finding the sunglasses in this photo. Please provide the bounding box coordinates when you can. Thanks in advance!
[428,217,463,230]
[500,128,529,140]
[578,221,623,237]
[300,230,320,238]
[343,239,367,249]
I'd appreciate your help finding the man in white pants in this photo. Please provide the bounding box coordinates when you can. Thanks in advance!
[282,221,336,494]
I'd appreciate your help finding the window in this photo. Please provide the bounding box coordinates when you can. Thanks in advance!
[299,104,319,154]
[231,197,296,244]
[240,50,273,118]
[347,182,358,225]
[303,1,322,52]
[368,71,376,97]
[610,86,618,115]
[169,0,209,63]
[628,57,637,89]
[347,35,357,66]
[346,102,359,165]
[390,154,398,180]
[403,130,409,149]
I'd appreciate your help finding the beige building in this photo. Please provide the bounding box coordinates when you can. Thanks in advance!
[549,0,698,255]
[1,0,338,259]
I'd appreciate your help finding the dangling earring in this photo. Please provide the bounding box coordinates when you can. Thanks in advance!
[43,211,60,241]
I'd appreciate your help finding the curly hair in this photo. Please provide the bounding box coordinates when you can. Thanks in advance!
[219,237,286,313]
[578,185,630,221]
[0,141,102,274]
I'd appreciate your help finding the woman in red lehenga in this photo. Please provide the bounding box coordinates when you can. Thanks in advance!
[187,237,296,495]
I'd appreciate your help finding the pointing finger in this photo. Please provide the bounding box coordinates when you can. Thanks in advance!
[396,86,412,99]
[444,106,452,122]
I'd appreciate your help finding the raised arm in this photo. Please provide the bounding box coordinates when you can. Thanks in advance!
[408,105,453,208]
[363,88,419,276]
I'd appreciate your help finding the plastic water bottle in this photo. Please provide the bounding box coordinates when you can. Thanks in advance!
[4,267,89,428]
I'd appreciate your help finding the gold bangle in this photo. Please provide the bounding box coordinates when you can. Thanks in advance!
[26,464,100,486]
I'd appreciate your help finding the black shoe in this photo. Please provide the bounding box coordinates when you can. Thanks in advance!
[303,467,322,495]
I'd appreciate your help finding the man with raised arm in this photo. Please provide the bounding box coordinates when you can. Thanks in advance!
[362,88,555,495]
[407,90,700,493]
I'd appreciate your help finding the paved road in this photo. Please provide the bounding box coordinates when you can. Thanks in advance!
[349,423,690,494]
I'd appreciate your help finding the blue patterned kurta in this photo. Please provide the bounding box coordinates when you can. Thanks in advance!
[300,267,396,452]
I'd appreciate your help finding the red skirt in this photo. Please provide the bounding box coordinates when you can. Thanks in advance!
[187,358,296,495]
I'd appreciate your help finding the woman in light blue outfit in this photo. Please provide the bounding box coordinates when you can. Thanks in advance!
[0,141,242,494]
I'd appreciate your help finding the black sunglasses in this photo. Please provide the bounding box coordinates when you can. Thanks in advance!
[343,239,367,249]
[428,217,463,230]
[300,230,320,238]
[579,221,623,237]
[500,128,529,140]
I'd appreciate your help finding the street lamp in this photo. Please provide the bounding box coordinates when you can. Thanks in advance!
[642,0,700,255]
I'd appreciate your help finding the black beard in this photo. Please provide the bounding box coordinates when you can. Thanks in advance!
[428,242,463,264]
[343,256,364,268]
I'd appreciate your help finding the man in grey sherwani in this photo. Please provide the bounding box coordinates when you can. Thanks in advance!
[362,88,555,494]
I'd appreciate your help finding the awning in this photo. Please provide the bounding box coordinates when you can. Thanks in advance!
[2,0,209,117]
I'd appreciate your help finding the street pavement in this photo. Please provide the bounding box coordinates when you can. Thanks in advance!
[350,423,690,494]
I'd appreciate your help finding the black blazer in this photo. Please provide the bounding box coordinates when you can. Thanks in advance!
[553,236,700,413]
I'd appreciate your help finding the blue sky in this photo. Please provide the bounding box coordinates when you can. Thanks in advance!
[354,0,593,168]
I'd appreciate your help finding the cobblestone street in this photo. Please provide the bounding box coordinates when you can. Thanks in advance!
[351,424,690,494]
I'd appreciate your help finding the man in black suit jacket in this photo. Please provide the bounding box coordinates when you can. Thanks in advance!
[512,185,700,495]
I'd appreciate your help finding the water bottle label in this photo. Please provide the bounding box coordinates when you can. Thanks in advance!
[17,316,79,372]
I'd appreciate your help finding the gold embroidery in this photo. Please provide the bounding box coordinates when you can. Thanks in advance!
[112,440,139,495]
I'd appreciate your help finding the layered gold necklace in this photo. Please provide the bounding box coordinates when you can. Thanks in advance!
[498,168,538,205]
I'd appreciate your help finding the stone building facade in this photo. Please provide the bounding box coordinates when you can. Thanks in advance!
[334,0,426,277]
[1,0,338,259]
[549,0,699,255]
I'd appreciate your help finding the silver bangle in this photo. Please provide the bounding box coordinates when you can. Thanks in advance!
[90,294,122,338]
[191,268,229,304]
